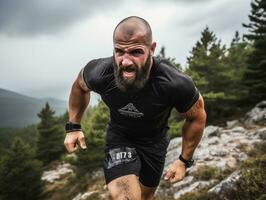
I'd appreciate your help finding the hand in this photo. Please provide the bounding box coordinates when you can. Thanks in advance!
[164,159,186,183]
[64,131,87,153]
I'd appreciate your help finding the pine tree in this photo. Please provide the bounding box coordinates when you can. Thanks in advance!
[225,31,252,101]
[36,102,64,165]
[243,0,266,103]
[186,27,234,122]
[0,137,42,200]
[76,101,109,172]
[156,46,181,70]
[186,27,229,95]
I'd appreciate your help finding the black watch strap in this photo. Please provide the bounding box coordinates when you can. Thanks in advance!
[65,122,82,133]
[179,154,194,168]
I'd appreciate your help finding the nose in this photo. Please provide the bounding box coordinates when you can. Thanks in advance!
[121,56,133,67]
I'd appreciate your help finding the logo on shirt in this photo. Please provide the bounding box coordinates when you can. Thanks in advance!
[118,103,144,118]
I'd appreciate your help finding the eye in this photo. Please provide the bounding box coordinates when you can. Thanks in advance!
[115,48,124,55]
[131,49,144,56]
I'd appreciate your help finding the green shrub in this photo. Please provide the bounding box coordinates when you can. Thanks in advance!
[168,121,183,138]
[193,166,219,181]
[247,141,266,158]
[235,154,266,200]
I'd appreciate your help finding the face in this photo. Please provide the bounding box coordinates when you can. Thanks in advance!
[113,33,156,92]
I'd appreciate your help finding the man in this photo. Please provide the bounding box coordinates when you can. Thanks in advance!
[64,16,206,200]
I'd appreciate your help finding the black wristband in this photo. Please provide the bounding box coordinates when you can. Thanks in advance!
[179,154,194,168]
[65,122,82,133]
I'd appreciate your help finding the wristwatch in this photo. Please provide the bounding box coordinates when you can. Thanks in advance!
[179,154,194,168]
[65,122,82,133]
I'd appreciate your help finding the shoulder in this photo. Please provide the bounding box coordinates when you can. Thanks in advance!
[84,56,113,76]
[153,57,193,91]
[152,57,199,112]
[83,56,114,92]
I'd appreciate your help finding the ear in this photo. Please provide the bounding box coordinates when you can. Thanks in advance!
[150,42,157,56]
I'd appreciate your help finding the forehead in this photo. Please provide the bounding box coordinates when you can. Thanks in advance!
[114,31,149,50]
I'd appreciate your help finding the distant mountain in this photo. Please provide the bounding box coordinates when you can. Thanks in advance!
[0,88,67,127]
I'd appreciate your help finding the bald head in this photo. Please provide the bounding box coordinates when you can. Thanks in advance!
[113,16,152,46]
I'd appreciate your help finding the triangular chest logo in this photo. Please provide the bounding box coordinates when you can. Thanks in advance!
[118,103,144,118]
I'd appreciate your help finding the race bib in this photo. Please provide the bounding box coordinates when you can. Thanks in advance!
[105,147,137,169]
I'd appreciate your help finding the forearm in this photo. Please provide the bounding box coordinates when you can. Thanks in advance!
[68,80,90,123]
[181,117,205,160]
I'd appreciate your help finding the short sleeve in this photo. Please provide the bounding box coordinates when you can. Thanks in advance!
[82,57,114,94]
[82,59,98,91]
[171,74,199,113]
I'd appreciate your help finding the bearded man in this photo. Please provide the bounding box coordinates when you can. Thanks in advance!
[64,16,206,200]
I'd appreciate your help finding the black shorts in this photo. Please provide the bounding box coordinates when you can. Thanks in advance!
[103,132,170,187]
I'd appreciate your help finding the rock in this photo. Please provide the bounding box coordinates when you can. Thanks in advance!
[210,149,229,157]
[159,101,266,199]
[238,152,248,161]
[206,159,228,170]
[167,137,182,151]
[172,176,194,190]
[226,156,237,169]
[255,127,266,140]
[257,101,266,108]
[193,148,210,161]
[245,101,266,125]
[226,120,239,129]
[165,146,181,168]
[231,126,246,133]
[174,180,215,199]
[204,125,220,137]
[208,171,240,195]
[72,191,98,200]
[41,163,74,183]
[207,137,219,145]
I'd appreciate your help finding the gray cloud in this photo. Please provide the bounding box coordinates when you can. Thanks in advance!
[0,0,120,36]
[0,0,251,102]
[0,0,215,37]
[175,0,250,36]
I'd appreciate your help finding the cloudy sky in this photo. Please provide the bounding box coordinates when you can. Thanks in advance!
[0,0,251,105]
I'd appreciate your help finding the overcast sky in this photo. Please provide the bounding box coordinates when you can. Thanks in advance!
[0,0,251,105]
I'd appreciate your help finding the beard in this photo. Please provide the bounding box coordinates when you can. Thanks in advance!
[113,54,151,93]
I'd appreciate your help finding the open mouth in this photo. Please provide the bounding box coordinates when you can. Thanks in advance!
[121,67,136,79]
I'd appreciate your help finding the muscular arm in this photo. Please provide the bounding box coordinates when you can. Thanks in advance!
[164,94,206,183]
[68,68,91,123]
[180,94,206,160]
[64,68,90,153]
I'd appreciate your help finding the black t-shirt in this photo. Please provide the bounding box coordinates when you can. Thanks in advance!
[83,56,199,142]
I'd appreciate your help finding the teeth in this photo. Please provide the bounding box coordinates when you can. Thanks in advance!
[124,68,135,72]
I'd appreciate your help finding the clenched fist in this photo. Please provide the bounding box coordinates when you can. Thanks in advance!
[164,159,186,183]
[64,131,87,153]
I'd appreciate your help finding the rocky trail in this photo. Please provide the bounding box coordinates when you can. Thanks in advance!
[41,101,266,200]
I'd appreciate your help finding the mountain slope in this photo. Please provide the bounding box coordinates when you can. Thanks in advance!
[0,88,67,127]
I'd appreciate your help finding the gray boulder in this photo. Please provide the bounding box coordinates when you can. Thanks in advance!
[255,127,266,140]
[208,171,240,196]
[203,125,220,137]
[245,101,266,125]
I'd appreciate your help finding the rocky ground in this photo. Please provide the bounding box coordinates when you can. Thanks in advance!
[41,101,266,200]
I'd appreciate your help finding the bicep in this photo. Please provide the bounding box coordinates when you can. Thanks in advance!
[76,68,91,92]
[180,94,206,121]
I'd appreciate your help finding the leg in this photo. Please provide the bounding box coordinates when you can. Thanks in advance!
[139,182,156,200]
[108,174,141,200]
[135,137,170,200]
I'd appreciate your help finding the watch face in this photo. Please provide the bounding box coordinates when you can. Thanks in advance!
[179,155,194,168]
[187,159,194,168]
